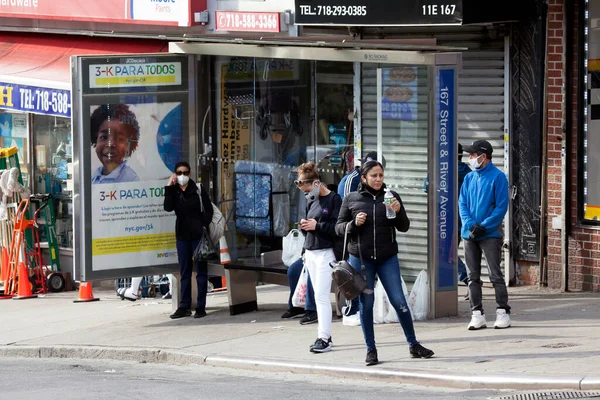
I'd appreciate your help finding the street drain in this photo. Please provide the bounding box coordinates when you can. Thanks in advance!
[490,391,600,400]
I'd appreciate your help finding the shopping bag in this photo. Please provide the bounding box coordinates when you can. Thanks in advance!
[291,265,308,308]
[192,228,217,261]
[407,270,429,321]
[373,279,389,324]
[282,229,305,267]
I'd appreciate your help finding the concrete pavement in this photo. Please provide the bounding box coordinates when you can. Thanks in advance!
[1,284,600,390]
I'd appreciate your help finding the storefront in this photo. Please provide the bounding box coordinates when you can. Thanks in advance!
[0,32,168,275]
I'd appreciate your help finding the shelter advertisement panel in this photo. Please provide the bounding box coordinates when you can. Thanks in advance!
[73,54,192,280]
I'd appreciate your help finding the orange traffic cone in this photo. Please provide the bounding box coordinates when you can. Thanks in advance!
[219,236,231,265]
[0,247,7,284]
[73,281,100,303]
[13,262,37,300]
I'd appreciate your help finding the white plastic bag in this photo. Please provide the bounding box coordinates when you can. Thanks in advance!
[373,279,389,324]
[407,270,429,321]
[282,229,304,267]
[291,265,308,308]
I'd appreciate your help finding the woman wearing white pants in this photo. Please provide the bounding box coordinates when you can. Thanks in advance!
[296,162,342,353]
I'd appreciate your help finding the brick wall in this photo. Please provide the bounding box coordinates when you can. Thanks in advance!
[545,0,600,291]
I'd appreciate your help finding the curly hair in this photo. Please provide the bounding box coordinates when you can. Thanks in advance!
[297,162,320,181]
[90,104,140,155]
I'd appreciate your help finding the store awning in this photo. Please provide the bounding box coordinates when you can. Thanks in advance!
[0,32,168,90]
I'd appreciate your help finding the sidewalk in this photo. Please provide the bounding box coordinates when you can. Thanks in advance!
[1,284,600,390]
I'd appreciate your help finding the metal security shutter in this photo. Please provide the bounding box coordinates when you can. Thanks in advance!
[360,26,507,284]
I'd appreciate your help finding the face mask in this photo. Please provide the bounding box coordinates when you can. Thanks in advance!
[304,182,320,201]
[177,175,190,186]
[162,134,172,144]
[469,154,484,169]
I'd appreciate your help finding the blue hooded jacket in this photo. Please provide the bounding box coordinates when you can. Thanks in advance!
[459,161,509,240]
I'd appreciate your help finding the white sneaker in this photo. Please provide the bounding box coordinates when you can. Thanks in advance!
[494,309,511,329]
[343,313,361,326]
[467,310,487,330]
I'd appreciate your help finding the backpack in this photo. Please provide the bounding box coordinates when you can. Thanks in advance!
[198,190,225,245]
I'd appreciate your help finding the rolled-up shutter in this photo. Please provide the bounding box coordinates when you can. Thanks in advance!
[360,26,506,284]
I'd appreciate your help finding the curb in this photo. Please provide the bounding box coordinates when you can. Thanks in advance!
[0,345,598,391]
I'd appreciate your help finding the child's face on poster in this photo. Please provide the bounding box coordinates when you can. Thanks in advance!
[96,120,133,167]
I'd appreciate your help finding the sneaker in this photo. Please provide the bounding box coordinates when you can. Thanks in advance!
[464,292,470,301]
[310,337,332,353]
[468,310,487,330]
[170,308,192,319]
[365,349,379,366]
[162,293,172,300]
[409,343,434,359]
[281,307,304,319]
[299,311,318,325]
[494,309,511,329]
[123,288,138,302]
[309,336,333,349]
[194,308,207,319]
[342,313,361,326]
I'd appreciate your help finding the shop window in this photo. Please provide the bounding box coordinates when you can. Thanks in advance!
[208,57,354,259]
[32,115,73,248]
[584,0,600,223]
[0,111,29,188]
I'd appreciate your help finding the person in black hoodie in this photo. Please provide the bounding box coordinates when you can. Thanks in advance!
[164,161,213,319]
[296,162,342,354]
[335,160,434,366]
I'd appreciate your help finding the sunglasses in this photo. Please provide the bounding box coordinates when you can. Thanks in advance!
[294,179,314,187]
[176,170,190,176]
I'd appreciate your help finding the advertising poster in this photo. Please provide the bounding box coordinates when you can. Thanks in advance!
[75,54,190,280]
[220,63,251,218]
[89,101,183,271]
[381,67,419,121]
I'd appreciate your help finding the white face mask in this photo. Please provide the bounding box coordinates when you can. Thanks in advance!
[304,182,321,201]
[177,175,190,186]
[469,154,484,169]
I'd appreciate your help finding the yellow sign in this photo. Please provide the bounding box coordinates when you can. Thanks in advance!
[92,232,176,256]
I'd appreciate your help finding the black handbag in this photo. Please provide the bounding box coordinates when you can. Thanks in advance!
[329,223,373,301]
[193,227,217,261]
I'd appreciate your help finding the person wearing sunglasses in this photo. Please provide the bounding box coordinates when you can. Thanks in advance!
[164,161,214,319]
[335,160,434,366]
[295,162,342,354]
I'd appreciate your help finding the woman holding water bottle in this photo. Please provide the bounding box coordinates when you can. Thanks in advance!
[335,160,434,366]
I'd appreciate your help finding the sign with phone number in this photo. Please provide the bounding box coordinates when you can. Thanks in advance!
[294,0,462,26]
[215,11,280,32]
[0,81,71,118]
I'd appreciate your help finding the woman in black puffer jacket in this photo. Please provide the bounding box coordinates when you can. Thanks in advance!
[164,161,213,320]
[335,160,434,366]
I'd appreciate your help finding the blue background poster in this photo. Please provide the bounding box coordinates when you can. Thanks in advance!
[381,67,418,121]
[436,68,457,290]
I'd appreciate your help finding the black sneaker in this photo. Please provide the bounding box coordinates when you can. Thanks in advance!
[170,308,192,319]
[281,307,304,319]
[365,349,379,366]
[299,311,318,325]
[310,337,332,353]
[409,343,434,359]
[194,308,207,319]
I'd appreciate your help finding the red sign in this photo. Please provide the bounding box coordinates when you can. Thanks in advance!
[215,11,280,33]
[0,0,207,27]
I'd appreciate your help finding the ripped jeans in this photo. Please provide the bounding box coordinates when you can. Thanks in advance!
[348,255,418,350]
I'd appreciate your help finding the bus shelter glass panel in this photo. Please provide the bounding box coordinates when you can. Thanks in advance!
[208,57,354,261]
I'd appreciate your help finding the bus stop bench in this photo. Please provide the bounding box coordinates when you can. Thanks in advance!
[209,250,343,316]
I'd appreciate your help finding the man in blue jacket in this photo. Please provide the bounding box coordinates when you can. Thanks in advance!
[459,140,510,330]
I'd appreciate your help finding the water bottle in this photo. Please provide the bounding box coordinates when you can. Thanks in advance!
[384,189,396,219]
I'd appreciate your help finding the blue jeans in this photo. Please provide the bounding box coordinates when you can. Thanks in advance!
[287,258,316,312]
[457,238,468,285]
[176,239,208,311]
[348,255,418,350]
